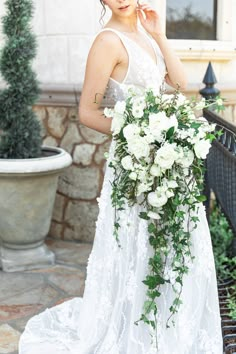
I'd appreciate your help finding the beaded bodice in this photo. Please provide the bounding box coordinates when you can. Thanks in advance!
[96,28,167,107]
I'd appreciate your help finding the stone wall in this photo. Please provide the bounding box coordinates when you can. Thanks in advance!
[33,104,111,243]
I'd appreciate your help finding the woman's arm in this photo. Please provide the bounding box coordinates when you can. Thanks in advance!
[152,33,187,90]
[137,3,187,90]
[79,31,121,135]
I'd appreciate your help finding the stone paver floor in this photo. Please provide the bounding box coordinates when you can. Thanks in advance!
[0,238,92,354]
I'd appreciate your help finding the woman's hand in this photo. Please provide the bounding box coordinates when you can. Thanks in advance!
[137,3,164,37]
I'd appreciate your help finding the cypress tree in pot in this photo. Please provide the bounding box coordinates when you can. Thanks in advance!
[0,0,72,271]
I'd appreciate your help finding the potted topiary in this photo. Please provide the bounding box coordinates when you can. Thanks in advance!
[0,0,72,272]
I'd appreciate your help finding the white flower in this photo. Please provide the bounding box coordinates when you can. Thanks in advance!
[129,171,137,180]
[127,137,150,160]
[114,101,126,114]
[132,105,144,118]
[176,148,194,168]
[143,127,156,144]
[216,97,223,106]
[121,155,134,170]
[150,164,162,177]
[194,139,211,159]
[104,107,113,118]
[148,191,168,208]
[166,189,174,198]
[154,143,178,170]
[161,94,175,103]
[111,112,125,135]
[168,114,178,131]
[136,182,151,196]
[148,112,166,141]
[147,211,161,220]
[195,98,206,110]
[149,112,178,142]
[176,93,188,107]
[131,97,146,118]
[167,180,178,188]
[123,124,140,140]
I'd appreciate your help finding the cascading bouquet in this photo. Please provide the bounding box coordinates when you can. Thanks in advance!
[103,85,223,347]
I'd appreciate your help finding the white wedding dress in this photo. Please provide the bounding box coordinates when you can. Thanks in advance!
[19,29,223,354]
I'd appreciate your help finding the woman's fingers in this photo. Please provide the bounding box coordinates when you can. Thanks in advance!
[138,3,154,11]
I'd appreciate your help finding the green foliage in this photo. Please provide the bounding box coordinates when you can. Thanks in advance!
[106,86,221,350]
[210,199,236,320]
[0,0,42,158]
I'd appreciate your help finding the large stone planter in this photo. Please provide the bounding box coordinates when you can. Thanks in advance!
[0,146,72,272]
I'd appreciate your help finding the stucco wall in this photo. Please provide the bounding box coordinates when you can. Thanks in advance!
[0,0,236,98]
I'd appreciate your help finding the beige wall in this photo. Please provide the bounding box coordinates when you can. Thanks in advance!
[0,0,236,107]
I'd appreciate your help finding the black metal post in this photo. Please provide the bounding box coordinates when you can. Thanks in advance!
[200,62,220,221]
[200,61,220,100]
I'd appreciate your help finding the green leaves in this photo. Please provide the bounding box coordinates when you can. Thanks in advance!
[0,0,42,158]
[166,126,175,141]
[143,274,165,289]
[139,212,150,220]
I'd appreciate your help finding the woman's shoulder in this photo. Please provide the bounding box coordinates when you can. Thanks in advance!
[92,28,122,49]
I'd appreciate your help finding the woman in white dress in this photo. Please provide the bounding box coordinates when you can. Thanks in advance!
[19,1,223,353]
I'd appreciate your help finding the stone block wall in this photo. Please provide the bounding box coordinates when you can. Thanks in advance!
[33,104,111,243]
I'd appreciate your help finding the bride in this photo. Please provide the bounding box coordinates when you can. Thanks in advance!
[19,1,223,353]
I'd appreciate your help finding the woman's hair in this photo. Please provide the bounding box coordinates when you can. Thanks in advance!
[99,0,106,26]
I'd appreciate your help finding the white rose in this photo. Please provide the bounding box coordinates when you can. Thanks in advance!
[123,124,140,140]
[161,94,175,103]
[216,97,223,106]
[121,155,133,170]
[167,114,178,131]
[114,101,126,114]
[194,139,211,159]
[195,98,206,110]
[147,211,161,220]
[127,137,150,160]
[104,107,113,118]
[136,182,151,196]
[111,112,125,135]
[150,164,162,177]
[129,171,137,180]
[175,93,188,107]
[166,190,174,198]
[155,143,178,170]
[177,148,194,168]
[148,191,168,208]
[149,112,178,141]
[132,105,144,118]
[167,180,178,188]
[148,112,165,142]
[131,97,146,118]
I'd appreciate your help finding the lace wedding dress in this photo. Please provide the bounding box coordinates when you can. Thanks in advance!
[19,28,223,354]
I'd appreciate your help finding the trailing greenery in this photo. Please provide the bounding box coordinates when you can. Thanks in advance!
[210,198,236,320]
[104,86,222,349]
[0,0,42,158]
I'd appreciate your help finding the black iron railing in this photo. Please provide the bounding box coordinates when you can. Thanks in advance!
[204,108,236,254]
[204,108,236,354]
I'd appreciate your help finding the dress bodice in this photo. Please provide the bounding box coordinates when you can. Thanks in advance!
[94,28,167,107]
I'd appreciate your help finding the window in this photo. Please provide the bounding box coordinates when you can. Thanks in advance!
[166,0,217,40]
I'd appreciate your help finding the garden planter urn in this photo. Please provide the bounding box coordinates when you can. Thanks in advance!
[0,146,72,272]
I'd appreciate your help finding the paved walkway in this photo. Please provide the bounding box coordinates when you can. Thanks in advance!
[0,238,93,354]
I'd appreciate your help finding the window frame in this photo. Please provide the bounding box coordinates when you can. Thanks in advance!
[165,0,217,41]
[150,0,236,62]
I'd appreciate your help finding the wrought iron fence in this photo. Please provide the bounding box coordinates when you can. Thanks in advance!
[204,108,236,354]
[204,108,236,251]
